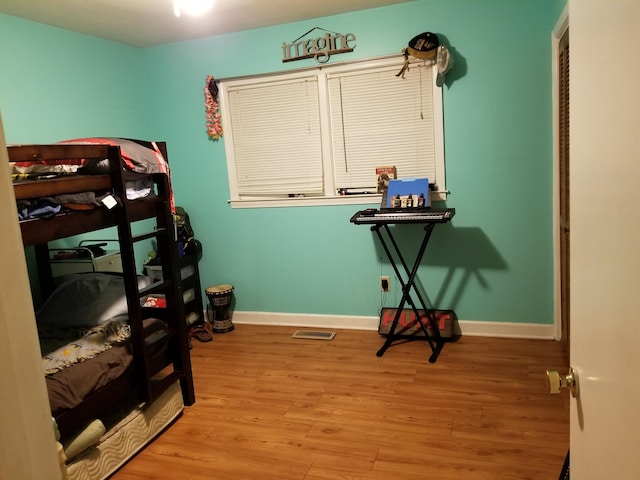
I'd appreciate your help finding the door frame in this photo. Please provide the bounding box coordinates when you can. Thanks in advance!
[551,5,569,346]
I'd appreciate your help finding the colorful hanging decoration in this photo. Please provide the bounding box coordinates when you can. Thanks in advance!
[204,75,222,140]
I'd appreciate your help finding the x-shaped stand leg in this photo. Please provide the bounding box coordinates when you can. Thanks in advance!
[372,223,445,363]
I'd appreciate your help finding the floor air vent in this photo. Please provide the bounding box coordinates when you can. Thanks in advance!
[291,330,336,340]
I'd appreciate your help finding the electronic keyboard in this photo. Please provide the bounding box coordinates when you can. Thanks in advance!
[350,207,455,225]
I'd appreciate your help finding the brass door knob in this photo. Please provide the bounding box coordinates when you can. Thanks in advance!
[546,368,579,398]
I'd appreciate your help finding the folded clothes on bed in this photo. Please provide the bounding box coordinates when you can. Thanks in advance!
[15,179,154,220]
[16,199,62,220]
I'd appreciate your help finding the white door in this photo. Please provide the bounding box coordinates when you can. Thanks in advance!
[569,0,640,478]
[0,119,61,476]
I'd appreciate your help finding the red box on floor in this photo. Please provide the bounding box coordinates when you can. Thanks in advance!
[378,308,456,338]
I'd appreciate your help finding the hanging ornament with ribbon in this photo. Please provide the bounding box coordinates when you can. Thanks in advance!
[204,75,222,140]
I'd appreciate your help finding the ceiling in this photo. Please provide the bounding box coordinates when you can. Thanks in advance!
[0,0,412,48]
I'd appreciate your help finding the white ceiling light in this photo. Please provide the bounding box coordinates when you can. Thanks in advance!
[173,0,214,18]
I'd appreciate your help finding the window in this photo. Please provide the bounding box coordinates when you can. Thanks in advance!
[219,55,446,208]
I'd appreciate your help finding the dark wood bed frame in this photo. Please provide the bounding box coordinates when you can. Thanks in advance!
[8,140,195,437]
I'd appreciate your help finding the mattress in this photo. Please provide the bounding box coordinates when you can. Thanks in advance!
[65,381,184,480]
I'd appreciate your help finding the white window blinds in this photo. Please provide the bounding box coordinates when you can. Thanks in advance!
[219,55,445,207]
[328,63,437,190]
[227,76,323,196]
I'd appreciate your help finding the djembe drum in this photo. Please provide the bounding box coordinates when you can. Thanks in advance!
[206,284,235,333]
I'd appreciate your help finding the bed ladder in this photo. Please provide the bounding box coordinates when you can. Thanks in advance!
[109,145,195,407]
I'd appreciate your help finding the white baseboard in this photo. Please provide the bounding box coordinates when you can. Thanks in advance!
[232,311,380,331]
[230,311,557,340]
[455,319,556,339]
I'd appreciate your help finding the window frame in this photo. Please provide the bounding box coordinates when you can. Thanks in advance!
[219,55,447,209]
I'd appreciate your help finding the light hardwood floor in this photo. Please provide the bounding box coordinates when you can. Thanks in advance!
[112,324,569,480]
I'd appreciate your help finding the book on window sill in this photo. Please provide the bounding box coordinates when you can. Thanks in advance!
[376,166,396,194]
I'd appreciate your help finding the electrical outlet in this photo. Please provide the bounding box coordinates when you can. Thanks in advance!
[380,275,390,292]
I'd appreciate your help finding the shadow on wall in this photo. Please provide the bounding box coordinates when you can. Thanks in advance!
[372,223,507,310]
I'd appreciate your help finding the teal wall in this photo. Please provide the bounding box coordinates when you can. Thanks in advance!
[0,16,151,141]
[0,0,565,325]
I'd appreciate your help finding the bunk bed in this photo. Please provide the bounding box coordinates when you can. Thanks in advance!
[8,139,195,480]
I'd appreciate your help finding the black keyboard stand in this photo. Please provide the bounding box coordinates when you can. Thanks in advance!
[371,223,445,362]
[350,208,455,363]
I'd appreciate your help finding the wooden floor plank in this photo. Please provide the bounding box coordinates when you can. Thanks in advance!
[111,325,569,480]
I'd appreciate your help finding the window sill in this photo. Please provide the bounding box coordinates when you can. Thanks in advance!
[228,191,447,209]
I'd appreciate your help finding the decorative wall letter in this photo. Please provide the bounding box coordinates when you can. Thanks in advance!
[282,27,356,63]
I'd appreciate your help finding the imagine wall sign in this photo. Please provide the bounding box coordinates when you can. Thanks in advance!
[282,30,356,63]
